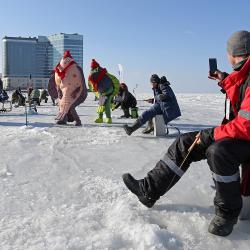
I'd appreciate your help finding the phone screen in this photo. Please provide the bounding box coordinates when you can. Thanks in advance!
[209,58,217,74]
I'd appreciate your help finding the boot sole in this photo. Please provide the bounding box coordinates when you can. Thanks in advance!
[123,125,132,136]
[208,217,237,237]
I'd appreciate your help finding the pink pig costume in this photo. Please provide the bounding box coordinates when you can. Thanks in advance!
[48,51,87,126]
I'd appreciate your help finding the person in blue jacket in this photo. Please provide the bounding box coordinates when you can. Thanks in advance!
[124,74,181,135]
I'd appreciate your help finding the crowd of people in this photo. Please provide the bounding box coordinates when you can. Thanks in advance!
[1,30,250,237]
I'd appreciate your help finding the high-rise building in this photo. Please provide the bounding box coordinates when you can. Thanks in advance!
[2,36,51,89]
[1,33,83,90]
[48,33,83,69]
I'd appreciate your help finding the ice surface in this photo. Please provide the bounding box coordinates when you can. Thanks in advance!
[0,93,249,250]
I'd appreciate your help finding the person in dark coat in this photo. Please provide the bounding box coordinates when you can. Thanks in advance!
[11,88,25,106]
[40,88,49,103]
[113,83,137,118]
[142,76,172,134]
[27,87,40,106]
[0,90,9,112]
[123,74,181,135]
[122,30,250,237]
[48,72,57,105]
[0,90,9,102]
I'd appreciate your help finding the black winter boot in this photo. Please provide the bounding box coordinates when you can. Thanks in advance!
[75,119,82,126]
[56,120,67,125]
[208,215,237,236]
[123,120,142,136]
[122,173,156,208]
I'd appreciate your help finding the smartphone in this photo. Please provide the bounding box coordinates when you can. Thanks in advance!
[209,58,217,74]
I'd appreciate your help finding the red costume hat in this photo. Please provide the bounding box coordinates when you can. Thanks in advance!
[64,50,73,59]
[91,59,100,69]
[54,50,75,80]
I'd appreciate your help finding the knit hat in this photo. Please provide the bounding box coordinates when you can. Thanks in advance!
[150,74,160,84]
[227,30,250,56]
[91,59,100,69]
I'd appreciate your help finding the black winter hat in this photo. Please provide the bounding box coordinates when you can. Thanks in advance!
[150,74,160,84]
[227,30,250,56]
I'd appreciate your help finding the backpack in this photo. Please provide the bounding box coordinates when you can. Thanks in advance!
[107,73,120,96]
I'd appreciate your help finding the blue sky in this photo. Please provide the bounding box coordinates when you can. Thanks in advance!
[0,0,250,93]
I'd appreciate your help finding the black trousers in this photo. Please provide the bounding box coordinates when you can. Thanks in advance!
[121,102,136,110]
[142,131,250,219]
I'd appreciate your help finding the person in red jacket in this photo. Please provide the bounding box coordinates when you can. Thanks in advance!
[122,30,250,237]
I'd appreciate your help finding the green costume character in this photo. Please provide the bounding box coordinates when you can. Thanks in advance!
[88,59,119,123]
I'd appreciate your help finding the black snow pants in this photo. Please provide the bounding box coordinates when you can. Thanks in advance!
[141,131,250,219]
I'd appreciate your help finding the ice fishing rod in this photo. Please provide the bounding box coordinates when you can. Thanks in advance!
[24,96,28,126]
[165,132,201,191]
[180,132,201,168]
[133,84,138,98]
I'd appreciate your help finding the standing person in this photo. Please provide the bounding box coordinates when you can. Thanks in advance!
[27,86,33,102]
[122,30,250,237]
[29,87,40,106]
[88,59,119,124]
[113,83,138,118]
[51,50,88,126]
[48,72,57,106]
[123,74,181,135]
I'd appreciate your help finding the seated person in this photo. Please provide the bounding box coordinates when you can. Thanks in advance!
[12,88,25,106]
[124,74,181,135]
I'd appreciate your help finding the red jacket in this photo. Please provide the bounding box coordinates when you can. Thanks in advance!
[214,56,250,141]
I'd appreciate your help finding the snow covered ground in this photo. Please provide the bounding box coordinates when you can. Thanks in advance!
[0,93,249,250]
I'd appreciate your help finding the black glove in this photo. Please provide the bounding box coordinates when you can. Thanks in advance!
[200,128,214,147]
[158,94,168,101]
